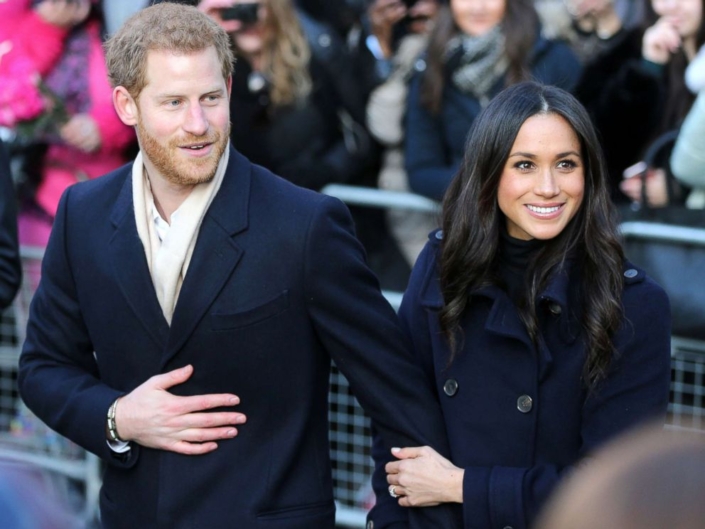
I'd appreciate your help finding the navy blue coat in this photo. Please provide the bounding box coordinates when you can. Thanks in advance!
[18,149,463,529]
[0,138,20,309]
[369,230,671,529]
[405,36,582,201]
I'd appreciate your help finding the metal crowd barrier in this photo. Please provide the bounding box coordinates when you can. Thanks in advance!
[0,246,101,526]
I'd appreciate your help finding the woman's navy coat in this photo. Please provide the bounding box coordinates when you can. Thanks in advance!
[404,36,582,201]
[370,230,672,529]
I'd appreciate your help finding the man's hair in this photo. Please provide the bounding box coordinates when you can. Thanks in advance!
[104,2,234,98]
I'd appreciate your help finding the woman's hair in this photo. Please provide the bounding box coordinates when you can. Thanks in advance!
[244,0,312,107]
[641,0,705,136]
[439,81,624,388]
[104,3,234,98]
[420,0,540,114]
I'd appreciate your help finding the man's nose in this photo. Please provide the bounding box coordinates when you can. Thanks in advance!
[183,104,209,136]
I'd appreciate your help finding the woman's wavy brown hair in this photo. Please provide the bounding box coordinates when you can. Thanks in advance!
[439,82,625,389]
[241,0,312,108]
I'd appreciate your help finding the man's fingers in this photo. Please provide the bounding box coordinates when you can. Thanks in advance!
[169,440,220,456]
[180,411,247,429]
[391,446,423,459]
[179,426,239,443]
[151,364,194,389]
[177,393,241,414]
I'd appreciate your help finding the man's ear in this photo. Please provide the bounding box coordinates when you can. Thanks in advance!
[113,86,138,126]
[226,75,232,98]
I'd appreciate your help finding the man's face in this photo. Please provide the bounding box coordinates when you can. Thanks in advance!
[133,47,231,187]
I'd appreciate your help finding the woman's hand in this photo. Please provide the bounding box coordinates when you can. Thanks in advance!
[643,18,682,64]
[35,0,91,30]
[620,166,669,207]
[198,0,246,34]
[368,0,408,58]
[60,113,100,153]
[385,446,464,507]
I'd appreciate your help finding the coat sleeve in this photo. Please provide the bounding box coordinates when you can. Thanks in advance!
[303,197,462,529]
[404,74,459,201]
[532,40,582,93]
[459,275,672,529]
[670,90,705,188]
[0,139,21,310]
[18,186,138,468]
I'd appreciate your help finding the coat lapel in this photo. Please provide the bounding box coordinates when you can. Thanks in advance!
[162,148,251,365]
[108,168,170,349]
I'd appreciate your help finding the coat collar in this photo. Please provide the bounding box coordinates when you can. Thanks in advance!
[108,146,252,360]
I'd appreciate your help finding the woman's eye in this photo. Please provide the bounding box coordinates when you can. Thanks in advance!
[557,160,578,170]
[515,161,533,171]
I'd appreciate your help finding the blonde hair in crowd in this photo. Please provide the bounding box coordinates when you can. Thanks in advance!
[256,0,312,107]
[104,3,235,98]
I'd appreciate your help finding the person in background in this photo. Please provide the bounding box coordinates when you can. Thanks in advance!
[368,82,671,529]
[535,424,705,529]
[0,138,21,311]
[0,0,135,248]
[18,5,463,527]
[576,0,705,205]
[535,0,638,64]
[366,0,441,267]
[404,0,581,201]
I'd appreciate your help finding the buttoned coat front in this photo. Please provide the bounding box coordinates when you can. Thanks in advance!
[370,230,671,529]
[18,149,463,529]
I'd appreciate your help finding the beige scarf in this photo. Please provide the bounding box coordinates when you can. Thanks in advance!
[132,149,229,324]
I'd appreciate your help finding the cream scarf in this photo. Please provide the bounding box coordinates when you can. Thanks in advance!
[132,148,229,324]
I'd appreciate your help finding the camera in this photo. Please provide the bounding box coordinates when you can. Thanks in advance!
[220,3,260,24]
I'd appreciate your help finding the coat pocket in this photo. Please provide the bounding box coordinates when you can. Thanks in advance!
[257,499,335,526]
[210,290,290,330]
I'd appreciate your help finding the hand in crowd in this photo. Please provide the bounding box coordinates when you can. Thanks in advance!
[35,0,91,30]
[620,164,669,207]
[114,364,247,455]
[198,0,251,34]
[642,17,682,64]
[385,445,464,507]
[406,0,440,34]
[368,0,408,58]
[60,114,101,153]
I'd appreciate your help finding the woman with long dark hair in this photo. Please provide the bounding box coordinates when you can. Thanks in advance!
[367,82,671,529]
[404,0,581,201]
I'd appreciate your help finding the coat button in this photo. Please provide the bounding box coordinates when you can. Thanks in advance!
[517,395,533,413]
[443,379,458,397]
[548,302,562,315]
[624,268,638,278]
[366,521,374,529]
[435,230,443,240]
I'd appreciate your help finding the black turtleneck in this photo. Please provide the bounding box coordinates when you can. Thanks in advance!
[498,227,545,303]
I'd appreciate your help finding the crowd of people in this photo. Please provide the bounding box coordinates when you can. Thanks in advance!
[0,1,703,529]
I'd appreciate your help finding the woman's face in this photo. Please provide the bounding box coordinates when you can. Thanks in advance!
[226,1,269,57]
[451,0,506,37]
[497,113,585,241]
[651,0,703,40]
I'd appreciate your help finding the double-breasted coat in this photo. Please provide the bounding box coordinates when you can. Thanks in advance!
[369,230,671,529]
[18,149,462,529]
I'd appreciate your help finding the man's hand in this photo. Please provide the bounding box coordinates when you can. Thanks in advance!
[60,114,100,153]
[620,165,669,207]
[114,364,247,455]
[198,0,246,34]
[386,446,464,507]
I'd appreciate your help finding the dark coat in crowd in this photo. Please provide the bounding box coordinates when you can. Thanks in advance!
[18,148,462,529]
[405,36,582,201]
[370,230,671,529]
[229,12,374,192]
[575,27,687,203]
[0,139,21,310]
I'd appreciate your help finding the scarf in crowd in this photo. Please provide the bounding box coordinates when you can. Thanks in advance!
[132,149,229,324]
[445,25,508,106]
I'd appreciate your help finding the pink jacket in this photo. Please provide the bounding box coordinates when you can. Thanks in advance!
[1,1,135,217]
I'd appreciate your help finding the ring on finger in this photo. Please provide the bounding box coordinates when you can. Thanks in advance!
[389,484,399,498]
